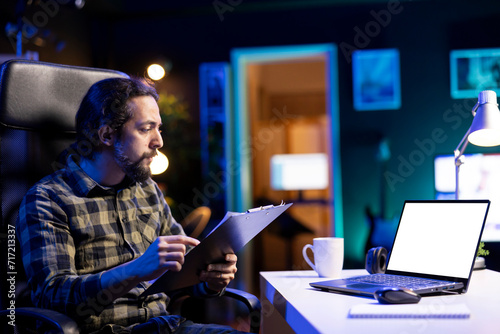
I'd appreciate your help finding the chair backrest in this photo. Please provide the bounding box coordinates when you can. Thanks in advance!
[0,59,128,310]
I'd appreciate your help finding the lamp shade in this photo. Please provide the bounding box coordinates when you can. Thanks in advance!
[467,90,500,147]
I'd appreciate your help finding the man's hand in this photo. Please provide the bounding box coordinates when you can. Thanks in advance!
[131,235,200,282]
[101,235,199,301]
[199,253,238,292]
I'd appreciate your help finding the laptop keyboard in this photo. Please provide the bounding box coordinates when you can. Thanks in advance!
[348,274,454,290]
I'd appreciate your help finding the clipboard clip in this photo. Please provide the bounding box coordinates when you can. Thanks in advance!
[246,201,287,213]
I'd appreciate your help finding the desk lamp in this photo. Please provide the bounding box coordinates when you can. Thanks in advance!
[454,90,500,199]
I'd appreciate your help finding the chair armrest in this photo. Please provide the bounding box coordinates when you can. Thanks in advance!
[224,288,261,314]
[168,287,261,333]
[224,288,261,333]
[0,307,79,334]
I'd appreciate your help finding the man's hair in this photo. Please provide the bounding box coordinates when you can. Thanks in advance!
[75,77,159,160]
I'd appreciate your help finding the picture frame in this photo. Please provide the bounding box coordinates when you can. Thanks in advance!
[352,48,401,111]
[450,48,500,99]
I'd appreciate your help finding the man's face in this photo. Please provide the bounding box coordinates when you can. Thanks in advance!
[113,95,163,182]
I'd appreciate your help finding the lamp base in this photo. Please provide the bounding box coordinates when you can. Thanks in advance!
[473,256,486,270]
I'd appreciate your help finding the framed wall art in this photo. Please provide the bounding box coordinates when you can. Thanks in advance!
[450,48,500,99]
[352,48,401,111]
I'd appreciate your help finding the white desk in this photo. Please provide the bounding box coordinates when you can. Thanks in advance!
[260,269,500,334]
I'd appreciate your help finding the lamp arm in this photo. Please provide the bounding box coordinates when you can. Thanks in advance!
[454,128,471,200]
[471,102,479,117]
[454,128,471,159]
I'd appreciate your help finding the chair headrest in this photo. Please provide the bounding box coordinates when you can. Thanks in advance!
[0,59,128,133]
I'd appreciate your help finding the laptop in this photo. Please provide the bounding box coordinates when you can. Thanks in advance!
[310,200,490,297]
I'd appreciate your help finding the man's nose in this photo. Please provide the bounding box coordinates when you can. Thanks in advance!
[152,129,163,149]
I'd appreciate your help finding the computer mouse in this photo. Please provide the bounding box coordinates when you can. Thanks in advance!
[374,287,421,304]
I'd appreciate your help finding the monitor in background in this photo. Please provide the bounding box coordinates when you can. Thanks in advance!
[434,153,500,241]
[270,153,329,191]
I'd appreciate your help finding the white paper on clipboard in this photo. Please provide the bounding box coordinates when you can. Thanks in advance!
[141,202,293,296]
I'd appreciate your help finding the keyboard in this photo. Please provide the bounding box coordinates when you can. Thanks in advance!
[347,274,455,290]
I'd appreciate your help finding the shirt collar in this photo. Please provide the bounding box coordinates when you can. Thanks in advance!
[64,155,136,197]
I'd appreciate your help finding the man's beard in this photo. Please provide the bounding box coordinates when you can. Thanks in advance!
[113,141,157,183]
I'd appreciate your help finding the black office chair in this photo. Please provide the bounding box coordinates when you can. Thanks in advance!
[0,59,260,334]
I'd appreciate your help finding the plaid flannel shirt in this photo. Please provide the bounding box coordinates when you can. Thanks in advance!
[17,155,211,333]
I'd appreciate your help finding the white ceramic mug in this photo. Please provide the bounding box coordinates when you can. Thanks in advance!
[302,237,344,278]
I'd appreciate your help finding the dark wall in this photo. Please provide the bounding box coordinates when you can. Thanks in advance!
[2,0,500,267]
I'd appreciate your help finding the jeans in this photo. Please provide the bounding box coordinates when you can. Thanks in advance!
[131,315,248,334]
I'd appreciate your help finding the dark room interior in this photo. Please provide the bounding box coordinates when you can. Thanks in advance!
[1,0,500,332]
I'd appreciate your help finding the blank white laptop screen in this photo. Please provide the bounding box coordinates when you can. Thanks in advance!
[387,201,489,279]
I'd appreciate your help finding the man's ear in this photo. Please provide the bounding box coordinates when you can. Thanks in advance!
[98,125,116,146]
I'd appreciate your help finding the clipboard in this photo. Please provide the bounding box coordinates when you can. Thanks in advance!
[141,202,292,296]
